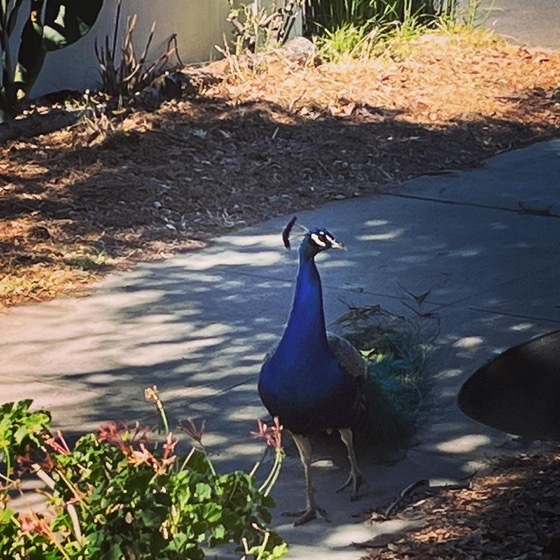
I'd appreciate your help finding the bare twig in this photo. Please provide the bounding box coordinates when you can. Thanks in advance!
[384,479,428,517]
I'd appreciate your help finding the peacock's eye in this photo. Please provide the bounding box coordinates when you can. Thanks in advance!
[310,229,336,249]
[310,231,326,248]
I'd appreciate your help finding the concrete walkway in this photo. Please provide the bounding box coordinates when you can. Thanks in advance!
[475,0,560,51]
[2,139,560,558]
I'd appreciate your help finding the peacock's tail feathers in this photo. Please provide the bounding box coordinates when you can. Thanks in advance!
[356,358,421,448]
[334,303,435,451]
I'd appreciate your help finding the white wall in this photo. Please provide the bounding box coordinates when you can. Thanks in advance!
[31,0,234,97]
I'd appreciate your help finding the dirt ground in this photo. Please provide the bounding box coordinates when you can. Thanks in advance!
[362,449,560,559]
[1,31,560,308]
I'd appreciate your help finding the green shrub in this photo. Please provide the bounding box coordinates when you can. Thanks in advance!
[0,392,286,559]
[304,0,436,35]
[311,0,481,61]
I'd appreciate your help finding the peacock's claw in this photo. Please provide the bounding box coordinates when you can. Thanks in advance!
[336,472,365,500]
[282,505,330,526]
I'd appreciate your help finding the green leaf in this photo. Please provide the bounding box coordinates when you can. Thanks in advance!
[12,0,105,102]
[184,448,213,474]
[194,482,212,501]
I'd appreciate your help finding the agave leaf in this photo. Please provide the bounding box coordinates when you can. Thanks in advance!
[39,0,104,51]
[14,0,103,98]
[13,13,45,98]
[6,0,25,36]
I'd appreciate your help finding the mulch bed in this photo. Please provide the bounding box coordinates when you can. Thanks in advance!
[1,31,559,309]
[360,450,560,559]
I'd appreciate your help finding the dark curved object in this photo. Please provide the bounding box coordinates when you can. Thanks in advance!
[458,330,560,441]
[282,216,298,249]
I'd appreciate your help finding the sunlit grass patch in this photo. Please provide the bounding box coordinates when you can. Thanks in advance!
[64,249,112,271]
[0,250,114,308]
[315,22,381,62]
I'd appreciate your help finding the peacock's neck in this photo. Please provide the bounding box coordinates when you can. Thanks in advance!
[281,250,329,350]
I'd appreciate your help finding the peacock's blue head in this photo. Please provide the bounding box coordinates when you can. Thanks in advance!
[305,227,344,255]
[282,216,344,258]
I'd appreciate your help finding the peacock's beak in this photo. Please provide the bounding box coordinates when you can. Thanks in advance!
[331,239,345,250]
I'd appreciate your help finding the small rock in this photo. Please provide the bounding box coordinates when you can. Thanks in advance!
[280,36,322,66]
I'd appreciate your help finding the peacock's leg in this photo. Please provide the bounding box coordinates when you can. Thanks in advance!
[285,433,329,526]
[336,428,364,500]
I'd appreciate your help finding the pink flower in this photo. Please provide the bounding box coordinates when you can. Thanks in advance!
[18,512,51,536]
[251,417,283,451]
[179,418,206,445]
[97,422,150,454]
[44,430,71,455]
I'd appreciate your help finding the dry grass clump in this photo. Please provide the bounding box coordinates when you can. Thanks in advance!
[212,32,560,130]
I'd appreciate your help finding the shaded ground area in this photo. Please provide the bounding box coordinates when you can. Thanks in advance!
[1,32,560,307]
[363,449,560,559]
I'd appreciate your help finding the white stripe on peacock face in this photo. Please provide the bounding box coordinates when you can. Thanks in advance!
[310,229,339,250]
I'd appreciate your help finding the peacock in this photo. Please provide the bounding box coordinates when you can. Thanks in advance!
[258,216,368,526]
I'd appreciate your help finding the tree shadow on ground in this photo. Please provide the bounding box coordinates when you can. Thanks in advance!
[1,87,559,307]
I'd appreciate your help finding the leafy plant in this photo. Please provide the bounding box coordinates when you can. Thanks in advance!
[313,0,482,61]
[315,21,379,62]
[226,0,305,54]
[0,399,51,478]
[0,391,287,559]
[0,0,104,123]
[304,0,435,35]
[436,0,481,29]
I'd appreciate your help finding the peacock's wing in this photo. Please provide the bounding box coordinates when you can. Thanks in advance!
[262,334,365,379]
[326,332,366,380]
[261,344,277,368]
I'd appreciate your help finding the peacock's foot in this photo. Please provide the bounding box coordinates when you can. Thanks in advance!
[336,471,365,501]
[282,505,330,526]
